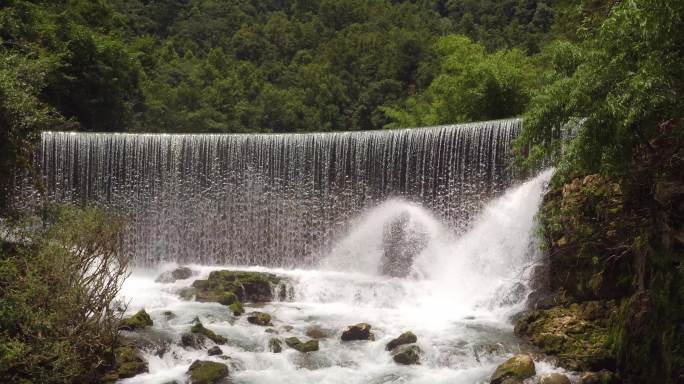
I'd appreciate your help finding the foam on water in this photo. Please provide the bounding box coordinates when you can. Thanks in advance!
[116,170,557,384]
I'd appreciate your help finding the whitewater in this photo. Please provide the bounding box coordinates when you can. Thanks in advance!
[116,169,566,384]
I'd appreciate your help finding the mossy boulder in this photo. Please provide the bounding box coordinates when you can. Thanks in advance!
[189,270,280,305]
[187,360,229,384]
[539,175,634,303]
[119,309,153,331]
[391,344,421,365]
[514,302,616,371]
[156,267,194,283]
[229,301,244,316]
[191,322,227,345]
[268,337,283,353]
[284,337,319,353]
[539,373,571,384]
[490,354,535,384]
[385,331,417,351]
[247,311,272,326]
[217,292,239,306]
[114,345,148,379]
[341,323,374,341]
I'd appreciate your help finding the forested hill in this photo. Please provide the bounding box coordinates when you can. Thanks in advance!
[1,0,572,135]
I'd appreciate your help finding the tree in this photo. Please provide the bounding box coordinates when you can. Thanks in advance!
[516,0,684,180]
[383,35,539,128]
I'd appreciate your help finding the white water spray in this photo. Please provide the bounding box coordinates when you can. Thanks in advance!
[117,170,558,384]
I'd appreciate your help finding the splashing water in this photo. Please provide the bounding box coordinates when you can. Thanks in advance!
[116,170,562,384]
[17,119,520,267]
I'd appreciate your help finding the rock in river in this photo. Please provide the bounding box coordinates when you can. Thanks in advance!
[539,373,571,384]
[385,331,417,351]
[392,344,421,365]
[187,360,229,384]
[285,337,319,353]
[247,311,272,326]
[341,323,374,341]
[490,354,536,384]
[119,309,153,331]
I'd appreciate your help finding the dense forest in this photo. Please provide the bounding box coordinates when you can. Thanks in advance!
[1,0,683,383]
[0,0,562,138]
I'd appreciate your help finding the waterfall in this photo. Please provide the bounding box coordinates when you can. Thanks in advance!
[32,118,520,266]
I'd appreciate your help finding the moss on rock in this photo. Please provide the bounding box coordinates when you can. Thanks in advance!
[229,301,244,316]
[391,344,421,365]
[515,302,616,371]
[490,354,535,384]
[119,309,154,331]
[187,360,229,384]
[247,311,272,326]
[191,322,227,345]
[539,373,571,384]
[341,323,374,341]
[180,270,282,313]
[114,345,148,379]
[284,337,319,353]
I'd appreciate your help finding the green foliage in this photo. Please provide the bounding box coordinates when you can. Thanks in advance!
[516,0,684,182]
[0,50,62,210]
[0,205,129,383]
[383,35,540,128]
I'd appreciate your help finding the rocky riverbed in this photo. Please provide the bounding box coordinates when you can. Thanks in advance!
[108,265,575,384]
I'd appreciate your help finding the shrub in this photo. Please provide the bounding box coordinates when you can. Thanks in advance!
[0,204,129,383]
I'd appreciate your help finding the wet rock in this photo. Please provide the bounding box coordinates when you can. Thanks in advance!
[282,325,294,331]
[514,302,616,371]
[114,345,148,379]
[247,311,272,326]
[207,346,222,356]
[163,311,177,321]
[306,325,330,339]
[490,354,536,384]
[268,337,283,353]
[265,328,278,334]
[385,331,417,351]
[539,373,571,384]
[341,323,374,341]
[119,328,174,358]
[187,360,229,384]
[391,344,421,365]
[156,267,194,283]
[119,309,153,331]
[285,337,319,353]
[191,322,227,345]
[181,332,206,349]
[191,270,280,304]
[217,292,239,306]
[580,370,617,384]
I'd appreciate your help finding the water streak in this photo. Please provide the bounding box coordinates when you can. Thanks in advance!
[26,119,520,266]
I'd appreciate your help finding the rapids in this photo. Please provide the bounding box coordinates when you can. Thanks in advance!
[116,170,568,384]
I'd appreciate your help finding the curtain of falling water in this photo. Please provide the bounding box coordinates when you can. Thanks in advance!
[27,119,521,266]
